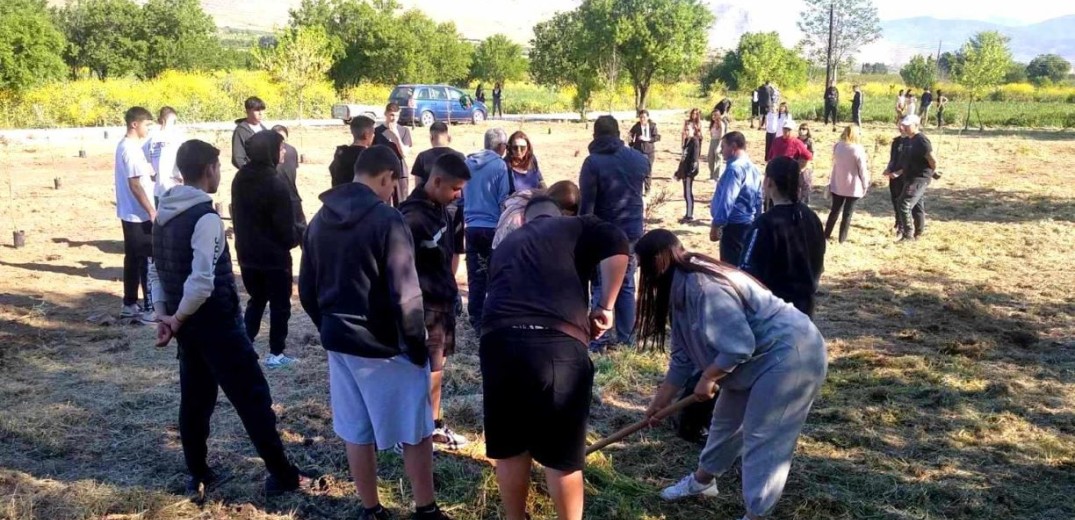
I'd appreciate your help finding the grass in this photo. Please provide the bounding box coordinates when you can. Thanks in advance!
[1,120,1073,519]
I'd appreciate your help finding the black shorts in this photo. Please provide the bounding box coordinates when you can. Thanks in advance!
[425,307,456,371]
[751,101,760,117]
[480,328,594,472]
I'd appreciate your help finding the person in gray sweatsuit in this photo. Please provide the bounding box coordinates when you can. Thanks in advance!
[634,229,827,520]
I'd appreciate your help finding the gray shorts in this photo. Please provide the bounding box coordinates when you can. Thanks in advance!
[328,351,434,450]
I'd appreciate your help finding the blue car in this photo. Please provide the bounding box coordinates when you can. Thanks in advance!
[389,84,488,127]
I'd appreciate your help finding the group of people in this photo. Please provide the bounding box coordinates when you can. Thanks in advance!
[108,90,852,520]
[473,82,505,119]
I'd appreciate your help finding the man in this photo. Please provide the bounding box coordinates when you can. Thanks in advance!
[769,119,814,163]
[115,106,157,323]
[824,85,839,130]
[374,102,413,206]
[936,89,949,128]
[411,122,466,188]
[709,131,763,263]
[481,196,630,520]
[232,131,300,368]
[273,125,307,241]
[750,88,760,129]
[756,82,772,122]
[144,106,185,206]
[920,88,934,122]
[462,128,512,330]
[150,140,308,500]
[400,154,471,451]
[882,124,911,234]
[851,85,864,127]
[231,96,268,170]
[299,145,451,520]
[330,115,376,188]
[627,110,660,193]
[889,115,938,242]
[579,115,649,350]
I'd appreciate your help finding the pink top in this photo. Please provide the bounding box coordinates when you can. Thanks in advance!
[829,141,870,198]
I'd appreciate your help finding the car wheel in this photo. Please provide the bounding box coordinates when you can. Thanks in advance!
[472,110,486,125]
[420,110,435,127]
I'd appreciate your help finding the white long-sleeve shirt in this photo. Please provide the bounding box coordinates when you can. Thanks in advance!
[148,186,226,321]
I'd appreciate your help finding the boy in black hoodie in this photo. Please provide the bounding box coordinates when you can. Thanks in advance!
[330,115,376,187]
[232,96,269,170]
[231,131,300,368]
[299,145,451,520]
[150,140,306,499]
[400,153,470,451]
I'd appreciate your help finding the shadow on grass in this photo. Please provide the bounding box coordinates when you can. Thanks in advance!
[50,237,125,255]
[0,260,122,282]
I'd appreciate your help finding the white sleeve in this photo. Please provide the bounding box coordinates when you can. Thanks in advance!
[149,258,166,311]
[175,213,226,320]
[125,146,154,179]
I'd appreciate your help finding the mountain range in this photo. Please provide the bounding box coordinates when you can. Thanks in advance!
[878,16,1075,64]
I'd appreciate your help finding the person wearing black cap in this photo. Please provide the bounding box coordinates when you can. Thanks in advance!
[330,115,376,187]
[481,195,630,520]
[300,145,452,520]
[231,131,300,368]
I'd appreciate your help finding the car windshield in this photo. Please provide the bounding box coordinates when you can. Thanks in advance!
[389,87,414,101]
[448,89,462,100]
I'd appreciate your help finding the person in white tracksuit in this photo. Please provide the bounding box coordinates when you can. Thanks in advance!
[633,229,828,520]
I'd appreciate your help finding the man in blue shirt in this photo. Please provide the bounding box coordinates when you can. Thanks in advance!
[462,128,511,329]
[710,131,763,263]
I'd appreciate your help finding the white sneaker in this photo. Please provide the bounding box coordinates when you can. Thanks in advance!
[265,354,297,368]
[120,304,142,318]
[431,425,470,450]
[660,474,719,501]
[139,311,160,325]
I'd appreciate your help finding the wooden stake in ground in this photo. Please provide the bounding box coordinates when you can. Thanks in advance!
[586,395,699,455]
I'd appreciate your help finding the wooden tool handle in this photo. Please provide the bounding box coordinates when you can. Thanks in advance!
[585,395,699,455]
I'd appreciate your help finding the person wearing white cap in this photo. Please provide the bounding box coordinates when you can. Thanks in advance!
[768,118,813,165]
[888,114,937,241]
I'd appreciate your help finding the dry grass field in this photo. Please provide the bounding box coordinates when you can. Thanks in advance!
[1,117,1073,519]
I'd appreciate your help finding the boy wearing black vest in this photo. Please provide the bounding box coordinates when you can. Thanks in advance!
[150,140,306,499]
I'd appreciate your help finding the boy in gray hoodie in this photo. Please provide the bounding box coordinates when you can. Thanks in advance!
[231,96,269,170]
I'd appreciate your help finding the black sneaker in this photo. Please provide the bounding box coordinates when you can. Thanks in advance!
[360,505,394,520]
[185,468,230,502]
[265,469,326,496]
[413,504,453,520]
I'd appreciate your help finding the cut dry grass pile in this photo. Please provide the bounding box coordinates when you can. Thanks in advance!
[1,120,1073,519]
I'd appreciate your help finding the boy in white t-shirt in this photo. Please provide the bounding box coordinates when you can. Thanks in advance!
[115,106,158,322]
[143,106,185,204]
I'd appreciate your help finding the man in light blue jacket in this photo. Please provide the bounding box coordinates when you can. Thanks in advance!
[710,131,762,263]
[462,128,511,329]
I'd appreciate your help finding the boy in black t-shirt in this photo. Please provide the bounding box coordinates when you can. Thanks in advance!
[400,153,470,451]
[329,116,375,187]
[411,122,466,187]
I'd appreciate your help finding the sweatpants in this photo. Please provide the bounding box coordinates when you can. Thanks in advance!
[465,227,496,329]
[707,139,723,180]
[899,177,931,239]
[852,106,862,127]
[764,132,776,161]
[698,336,827,517]
[590,242,638,349]
[823,103,838,125]
[682,176,695,219]
[719,223,751,264]
[241,267,293,356]
[121,220,153,307]
[643,151,655,194]
[888,176,904,229]
[824,194,859,243]
[177,321,298,484]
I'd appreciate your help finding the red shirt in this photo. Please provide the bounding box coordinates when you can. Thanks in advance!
[768,135,814,162]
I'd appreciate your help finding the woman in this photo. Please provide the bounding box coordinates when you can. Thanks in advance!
[491,180,580,249]
[763,102,790,161]
[506,130,545,192]
[796,123,814,203]
[740,157,826,317]
[492,82,503,118]
[676,108,704,223]
[475,83,486,103]
[707,108,727,181]
[895,89,906,124]
[936,89,948,128]
[826,125,871,244]
[635,229,827,520]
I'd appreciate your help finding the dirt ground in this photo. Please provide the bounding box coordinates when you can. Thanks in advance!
[1,117,1073,520]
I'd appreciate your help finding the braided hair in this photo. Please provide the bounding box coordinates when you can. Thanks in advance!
[765,156,804,221]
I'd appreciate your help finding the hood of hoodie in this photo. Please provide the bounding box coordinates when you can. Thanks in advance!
[317,182,384,229]
[156,185,213,226]
[467,148,505,169]
[244,130,283,168]
[588,135,626,155]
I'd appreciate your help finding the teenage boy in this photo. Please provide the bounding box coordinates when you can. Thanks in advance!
[374,102,414,206]
[273,125,308,241]
[851,85,864,127]
[150,140,308,499]
[462,128,512,330]
[481,196,630,520]
[232,96,269,170]
[115,106,157,323]
[232,131,300,368]
[330,115,376,188]
[299,145,451,520]
[400,153,471,451]
[411,122,465,187]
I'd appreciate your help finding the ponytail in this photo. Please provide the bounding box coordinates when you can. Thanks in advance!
[764,156,803,220]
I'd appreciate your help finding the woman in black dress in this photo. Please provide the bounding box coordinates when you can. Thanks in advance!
[676,108,704,223]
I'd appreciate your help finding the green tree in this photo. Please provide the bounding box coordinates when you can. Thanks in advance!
[1026,54,1071,84]
[55,0,147,79]
[582,0,714,110]
[470,34,527,84]
[954,31,1012,130]
[1003,62,1028,83]
[899,54,936,90]
[716,32,808,91]
[140,0,224,77]
[529,10,600,117]
[797,0,882,85]
[0,0,66,92]
[253,26,335,119]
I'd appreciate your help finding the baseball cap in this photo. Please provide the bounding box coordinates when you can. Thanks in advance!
[900,114,921,126]
[782,119,796,130]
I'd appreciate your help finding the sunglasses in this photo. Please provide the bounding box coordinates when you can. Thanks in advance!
[511,145,528,151]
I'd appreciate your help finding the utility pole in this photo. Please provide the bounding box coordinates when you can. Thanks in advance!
[824,1,835,89]
[936,39,943,80]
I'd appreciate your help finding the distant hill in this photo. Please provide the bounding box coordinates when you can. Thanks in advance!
[880,16,1075,64]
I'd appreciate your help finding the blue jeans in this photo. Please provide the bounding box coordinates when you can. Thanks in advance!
[719,223,751,264]
[590,243,638,350]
